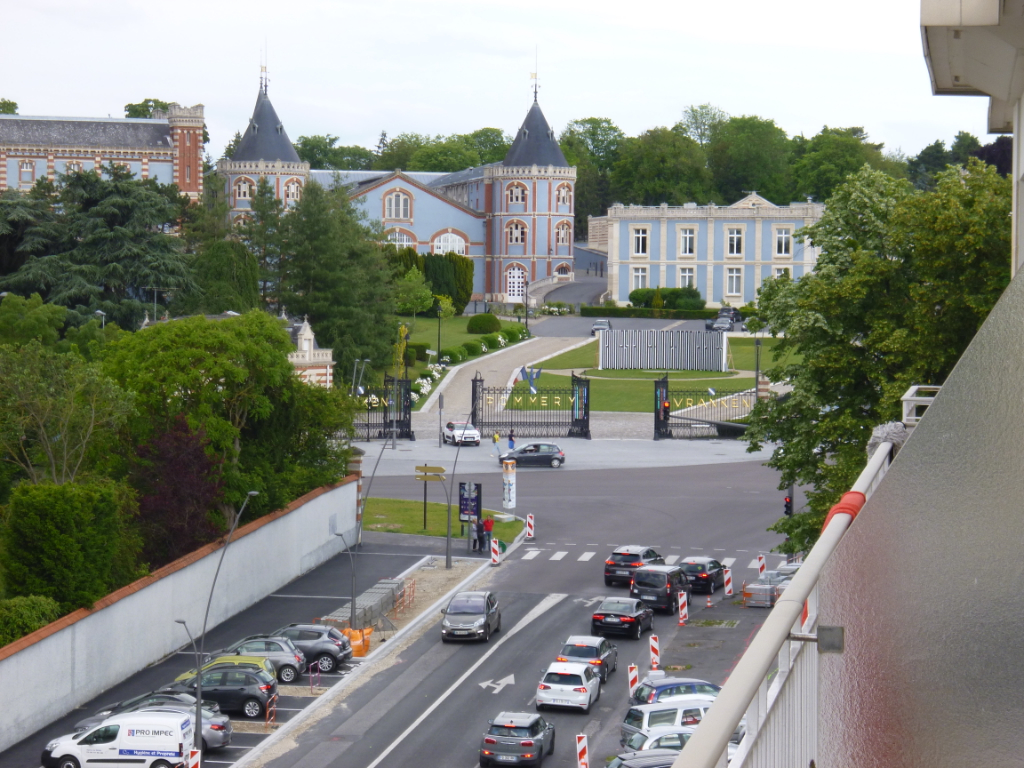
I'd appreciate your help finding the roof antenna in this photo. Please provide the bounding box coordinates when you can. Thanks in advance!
[531,46,539,103]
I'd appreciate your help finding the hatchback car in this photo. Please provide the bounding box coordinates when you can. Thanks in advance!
[630,565,691,613]
[443,421,481,446]
[604,546,665,586]
[499,442,565,468]
[479,711,555,766]
[138,705,232,752]
[629,675,721,706]
[204,635,305,683]
[74,692,218,732]
[592,597,655,639]
[174,654,276,683]
[441,591,501,641]
[591,319,612,336]
[273,623,353,673]
[162,667,278,718]
[608,749,682,768]
[536,661,601,713]
[680,556,726,594]
[556,635,618,682]
[622,724,697,752]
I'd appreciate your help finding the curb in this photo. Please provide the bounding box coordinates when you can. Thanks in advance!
[419,336,540,414]
[231,557,492,768]
[503,336,596,390]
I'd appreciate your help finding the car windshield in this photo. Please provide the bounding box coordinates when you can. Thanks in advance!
[609,553,641,564]
[488,725,531,737]
[634,572,667,588]
[633,684,655,701]
[447,596,486,615]
[560,644,598,659]
[599,600,635,613]
[682,563,706,574]
[623,708,645,728]
[544,672,583,686]
[625,732,648,750]
[328,628,344,641]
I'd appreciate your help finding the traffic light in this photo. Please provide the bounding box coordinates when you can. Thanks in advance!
[783,496,793,516]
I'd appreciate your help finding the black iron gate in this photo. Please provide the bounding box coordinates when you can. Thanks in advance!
[354,374,415,441]
[471,372,591,439]
[654,376,751,439]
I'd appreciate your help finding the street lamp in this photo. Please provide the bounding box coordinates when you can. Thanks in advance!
[94,309,106,329]
[524,280,530,336]
[173,619,203,752]
[176,489,258,761]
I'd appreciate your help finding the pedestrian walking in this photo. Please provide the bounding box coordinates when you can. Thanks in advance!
[483,515,494,554]
[508,427,515,450]
[477,518,488,553]
[491,431,501,457]
[470,517,480,551]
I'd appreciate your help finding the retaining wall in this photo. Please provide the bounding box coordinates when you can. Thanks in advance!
[0,476,359,752]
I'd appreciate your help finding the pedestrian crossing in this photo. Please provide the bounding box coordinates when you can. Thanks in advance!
[514,545,787,571]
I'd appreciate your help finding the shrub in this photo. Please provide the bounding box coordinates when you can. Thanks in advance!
[408,342,430,361]
[462,340,484,356]
[499,328,519,344]
[441,346,465,364]
[579,306,719,320]
[0,595,63,647]
[467,313,501,334]
[403,349,417,367]
[480,333,502,349]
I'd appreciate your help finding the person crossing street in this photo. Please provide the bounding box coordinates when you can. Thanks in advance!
[491,432,501,457]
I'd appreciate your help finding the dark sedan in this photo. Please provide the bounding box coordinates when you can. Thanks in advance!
[605,546,665,587]
[592,597,655,640]
[680,556,726,594]
[163,667,278,718]
[499,442,565,468]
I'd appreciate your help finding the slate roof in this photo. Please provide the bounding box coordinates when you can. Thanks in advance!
[232,88,302,163]
[0,115,172,149]
[503,99,568,168]
[428,163,495,187]
[309,169,448,190]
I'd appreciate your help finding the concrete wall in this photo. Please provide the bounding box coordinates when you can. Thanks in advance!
[0,477,358,753]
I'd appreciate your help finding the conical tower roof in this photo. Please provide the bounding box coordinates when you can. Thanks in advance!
[503,97,568,168]
[232,85,302,163]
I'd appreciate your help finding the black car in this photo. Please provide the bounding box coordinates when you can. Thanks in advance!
[680,556,726,594]
[499,442,565,468]
[592,597,655,640]
[163,667,278,718]
[604,545,665,586]
[273,623,353,673]
[629,565,691,613]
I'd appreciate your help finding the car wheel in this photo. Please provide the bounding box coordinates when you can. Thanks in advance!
[604,577,614,586]
[633,621,642,640]
[709,578,716,595]
[583,690,592,714]
[550,458,561,468]
[536,702,545,712]
[202,738,209,752]
[57,758,80,768]
[316,653,337,673]
[279,665,298,683]
[670,597,678,615]
[479,757,489,767]
[495,614,501,632]
[610,655,617,673]
[152,762,171,768]
[243,698,263,718]
[591,626,602,637]
[483,624,491,642]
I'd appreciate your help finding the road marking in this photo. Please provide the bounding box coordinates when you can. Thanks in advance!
[747,558,760,569]
[578,552,596,562]
[550,551,568,561]
[722,558,736,567]
[479,674,515,694]
[573,596,605,606]
[663,555,680,565]
[691,547,704,550]
[365,594,568,768]
[270,594,352,599]
[670,545,681,549]
[521,550,541,560]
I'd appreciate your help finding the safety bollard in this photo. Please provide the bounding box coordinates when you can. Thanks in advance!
[576,735,589,768]
[525,514,535,541]
[627,663,638,695]
[677,592,688,626]
[491,536,500,566]
[649,634,660,670]
[757,554,766,577]
[724,568,733,596]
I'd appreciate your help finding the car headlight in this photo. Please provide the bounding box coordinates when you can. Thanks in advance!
[442,619,451,628]
[472,618,486,628]
[46,739,60,751]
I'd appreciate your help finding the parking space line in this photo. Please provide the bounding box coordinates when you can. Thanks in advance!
[577,552,595,562]
[550,551,568,561]
[663,555,680,565]
[521,550,541,560]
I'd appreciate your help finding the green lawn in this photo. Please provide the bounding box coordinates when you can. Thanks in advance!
[363,497,523,541]
[582,368,736,380]
[538,340,597,369]
[728,337,801,371]
[404,315,524,352]
[509,373,755,412]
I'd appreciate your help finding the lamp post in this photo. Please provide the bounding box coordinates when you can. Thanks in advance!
[178,489,258,761]
[94,309,106,329]
[524,280,530,336]
[173,619,203,753]
[333,531,359,633]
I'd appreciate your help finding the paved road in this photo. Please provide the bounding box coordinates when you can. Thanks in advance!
[528,316,710,338]
[543,276,608,306]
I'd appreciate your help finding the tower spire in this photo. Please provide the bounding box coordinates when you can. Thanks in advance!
[531,47,539,102]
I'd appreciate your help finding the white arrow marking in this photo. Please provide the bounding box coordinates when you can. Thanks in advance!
[572,596,605,607]
[479,674,515,694]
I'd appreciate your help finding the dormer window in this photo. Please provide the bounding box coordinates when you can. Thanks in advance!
[385,192,411,220]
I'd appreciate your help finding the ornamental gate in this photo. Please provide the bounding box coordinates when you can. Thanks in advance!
[471,373,591,439]
[654,376,752,440]
[353,374,415,441]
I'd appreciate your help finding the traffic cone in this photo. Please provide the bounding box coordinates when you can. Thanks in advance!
[706,594,713,609]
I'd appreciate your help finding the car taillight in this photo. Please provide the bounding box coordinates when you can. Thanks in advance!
[588,659,602,665]
[538,684,551,690]
[259,684,272,692]
[520,740,534,747]
[699,573,708,579]
[556,656,568,662]
[592,614,604,620]
[332,639,344,646]
[630,561,642,567]
[295,654,302,662]
[605,560,615,566]
[484,737,497,744]
[210,724,225,731]
[573,687,588,693]
[621,616,635,623]
[667,583,672,592]
[522,753,535,759]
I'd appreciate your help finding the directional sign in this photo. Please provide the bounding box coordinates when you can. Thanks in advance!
[572,596,606,607]
[416,475,446,482]
[479,674,515,694]
[416,465,446,474]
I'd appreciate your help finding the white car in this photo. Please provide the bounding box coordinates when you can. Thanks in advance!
[443,421,481,446]
[536,661,601,713]
[623,725,738,760]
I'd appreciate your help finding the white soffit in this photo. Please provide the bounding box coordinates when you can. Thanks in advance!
[921,0,1000,27]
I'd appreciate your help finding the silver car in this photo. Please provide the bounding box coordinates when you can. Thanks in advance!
[479,711,555,766]
[205,635,306,683]
[556,635,618,682]
[139,706,233,751]
[441,591,501,642]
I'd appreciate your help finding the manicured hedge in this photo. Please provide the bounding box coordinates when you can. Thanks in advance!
[467,313,502,334]
[462,340,485,356]
[441,346,466,364]
[580,306,720,320]
[480,333,502,350]
[408,342,430,361]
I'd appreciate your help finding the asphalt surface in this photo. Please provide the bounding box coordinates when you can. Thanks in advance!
[542,276,608,306]
[528,316,711,338]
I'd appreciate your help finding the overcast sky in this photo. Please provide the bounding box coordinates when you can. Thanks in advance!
[5,0,995,162]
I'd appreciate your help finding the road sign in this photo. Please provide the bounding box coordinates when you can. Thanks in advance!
[479,674,515,694]
[416,465,446,474]
[416,475,446,482]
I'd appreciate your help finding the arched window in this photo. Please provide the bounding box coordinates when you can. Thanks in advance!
[65,161,83,174]
[19,160,34,186]
[285,179,302,202]
[387,231,416,248]
[235,177,254,200]
[507,221,526,245]
[556,222,572,246]
[556,263,571,276]
[556,185,572,205]
[385,192,411,220]
[433,232,466,255]
[506,183,527,205]
[506,265,526,299]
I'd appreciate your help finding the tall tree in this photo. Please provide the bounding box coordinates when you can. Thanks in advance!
[236,177,284,309]
[294,135,375,170]
[459,128,512,164]
[123,98,171,118]
[974,135,1012,175]
[791,126,890,202]
[706,115,793,203]
[0,292,65,347]
[610,128,714,206]
[561,118,625,170]
[222,131,243,160]
[950,131,982,164]
[908,140,951,190]
[373,132,432,171]
[409,137,481,172]
[676,104,729,148]
[0,185,58,278]
[394,267,435,333]
[0,98,17,115]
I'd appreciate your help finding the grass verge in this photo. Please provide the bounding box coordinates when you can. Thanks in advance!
[509,373,755,412]
[363,497,523,541]
[728,337,801,371]
[537,340,597,369]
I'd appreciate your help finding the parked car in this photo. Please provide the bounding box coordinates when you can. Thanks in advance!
[604,545,665,586]
[620,697,716,744]
[479,711,555,766]
[711,316,733,332]
[174,654,275,683]
[536,661,601,713]
[443,421,481,446]
[556,635,618,682]
[203,635,305,683]
[499,442,565,468]
[719,307,743,322]
[591,597,655,639]
[591,319,612,336]
[76,691,218,730]
[607,748,683,768]
[680,556,726,594]
[137,705,232,752]
[622,724,697,752]
[162,667,278,718]
[629,565,692,613]
[440,590,501,642]
[273,623,353,673]
[44,711,193,768]
[629,674,721,706]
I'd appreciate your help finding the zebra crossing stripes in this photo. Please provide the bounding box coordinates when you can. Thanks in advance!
[514,549,782,569]
[522,550,541,560]
[663,555,680,565]
[550,551,568,561]
[577,552,596,562]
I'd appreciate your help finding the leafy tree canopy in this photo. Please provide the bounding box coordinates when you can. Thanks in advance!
[675,103,729,148]
[791,126,892,202]
[707,115,792,204]
[560,118,625,170]
[0,98,16,115]
[124,98,171,118]
[610,128,714,206]
[458,128,512,165]
[294,134,375,170]
[409,136,481,172]
[374,132,431,171]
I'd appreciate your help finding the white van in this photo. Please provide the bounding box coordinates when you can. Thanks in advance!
[43,710,193,768]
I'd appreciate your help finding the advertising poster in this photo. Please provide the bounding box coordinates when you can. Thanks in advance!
[502,459,516,510]
[459,482,482,523]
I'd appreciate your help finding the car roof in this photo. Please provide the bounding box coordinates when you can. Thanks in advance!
[492,711,541,726]
[546,661,591,674]
[563,635,603,646]
[640,675,714,687]
[629,696,717,712]
[641,724,700,736]
[635,564,680,573]
[612,545,650,554]
[277,623,323,632]
[681,556,716,564]
[452,591,489,599]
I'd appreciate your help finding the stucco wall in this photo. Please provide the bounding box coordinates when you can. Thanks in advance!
[0,477,358,752]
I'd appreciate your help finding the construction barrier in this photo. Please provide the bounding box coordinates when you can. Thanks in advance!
[757,553,766,576]
[264,693,278,732]
[307,662,321,693]
[491,536,500,566]
[576,734,589,768]
[628,663,638,694]
[525,514,535,540]
[649,634,660,670]
[724,568,733,596]
[342,627,374,657]
[678,592,688,626]
[706,593,714,609]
